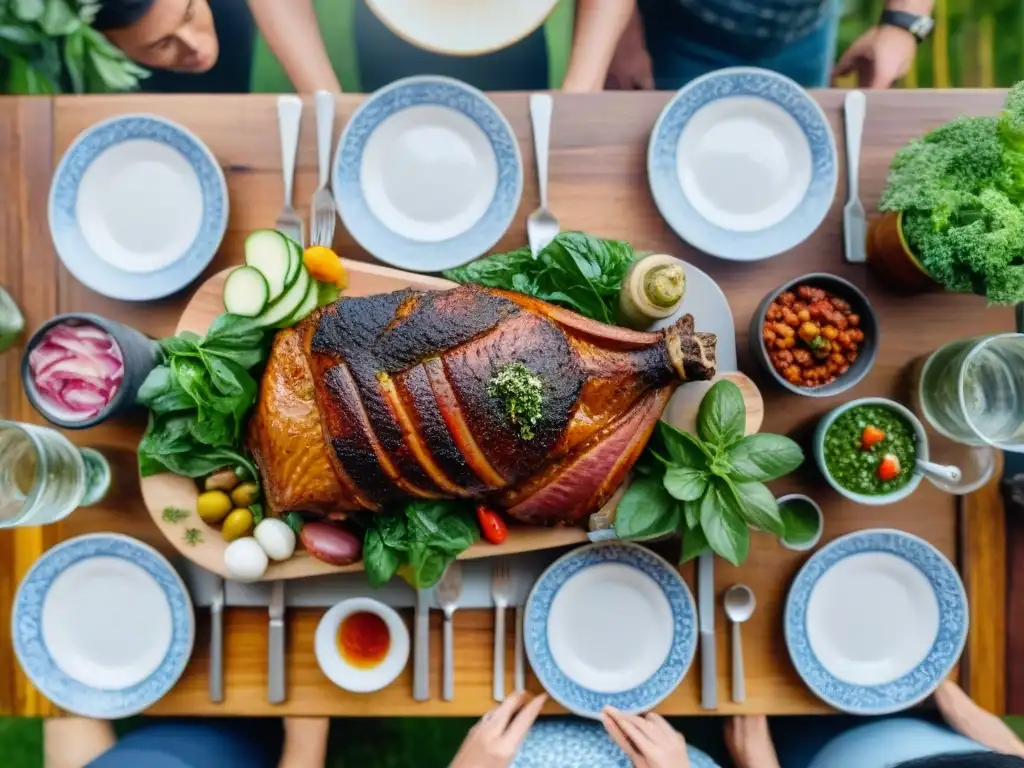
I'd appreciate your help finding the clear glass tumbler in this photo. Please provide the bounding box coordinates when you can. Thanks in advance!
[0,421,110,528]
[918,333,1024,451]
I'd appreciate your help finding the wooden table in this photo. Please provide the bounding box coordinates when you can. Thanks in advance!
[0,91,1011,718]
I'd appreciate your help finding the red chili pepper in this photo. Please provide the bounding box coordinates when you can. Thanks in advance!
[476,504,508,545]
[861,425,886,449]
[877,454,902,482]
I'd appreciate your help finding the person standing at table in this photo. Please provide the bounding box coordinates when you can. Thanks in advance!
[562,0,936,91]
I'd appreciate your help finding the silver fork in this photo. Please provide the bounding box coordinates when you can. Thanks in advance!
[527,93,558,259]
[268,580,286,704]
[275,95,304,246]
[435,563,463,702]
[310,90,337,248]
[491,560,514,702]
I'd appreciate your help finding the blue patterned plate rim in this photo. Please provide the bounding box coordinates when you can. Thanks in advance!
[647,66,837,262]
[12,533,195,719]
[47,113,228,301]
[783,528,968,715]
[332,74,524,273]
[525,542,697,719]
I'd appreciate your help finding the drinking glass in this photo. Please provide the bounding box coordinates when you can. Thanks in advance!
[0,421,110,528]
[918,333,1024,452]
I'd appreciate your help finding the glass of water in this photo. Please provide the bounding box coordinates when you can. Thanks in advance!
[0,421,110,528]
[918,333,1024,451]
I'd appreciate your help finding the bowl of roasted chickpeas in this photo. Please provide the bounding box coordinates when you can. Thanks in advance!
[749,273,878,397]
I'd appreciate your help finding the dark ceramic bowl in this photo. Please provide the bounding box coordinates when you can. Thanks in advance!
[749,273,878,398]
[21,313,160,429]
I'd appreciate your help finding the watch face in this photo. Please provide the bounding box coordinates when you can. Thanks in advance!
[909,16,935,39]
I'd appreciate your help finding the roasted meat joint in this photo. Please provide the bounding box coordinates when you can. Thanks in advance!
[250,285,717,524]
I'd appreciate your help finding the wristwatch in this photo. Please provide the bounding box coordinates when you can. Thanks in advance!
[880,9,935,42]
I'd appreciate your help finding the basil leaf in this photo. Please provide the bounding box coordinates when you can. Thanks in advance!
[680,523,711,564]
[700,480,750,566]
[697,380,746,449]
[726,434,804,482]
[782,502,820,545]
[657,421,712,467]
[364,529,400,588]
[683,498,701,530]
[729,480,784,537]
[408,544,451,589]
[663,466,708,502]
[615,475,680,540]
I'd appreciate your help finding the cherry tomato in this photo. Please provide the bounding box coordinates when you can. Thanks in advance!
[861,425,886,449]
[476,505,508,545]
[877,454,902,482]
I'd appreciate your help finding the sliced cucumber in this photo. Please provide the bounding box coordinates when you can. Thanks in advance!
[284,238,302,288]
[277,280,319,328]
[245,230,293,302]
[222,266,269,317]
[253,267,311,329]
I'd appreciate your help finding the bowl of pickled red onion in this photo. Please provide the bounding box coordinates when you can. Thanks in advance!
[21,314,159,428]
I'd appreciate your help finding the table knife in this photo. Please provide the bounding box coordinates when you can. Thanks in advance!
[413,588,430,701]
[178,562,224,703]
[843,90,867,264]
[268,580,286,704]
[698,552,717,709]
[514,605,526,693]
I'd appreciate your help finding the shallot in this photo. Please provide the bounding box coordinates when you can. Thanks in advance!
[28,321,124,421]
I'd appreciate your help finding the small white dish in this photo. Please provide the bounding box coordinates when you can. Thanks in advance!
[13,533,194,718]
[315,597,410,693]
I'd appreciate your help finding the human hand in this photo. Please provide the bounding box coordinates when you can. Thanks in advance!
[450,692,548,768]
[605,31,654,90]
[935,681,1024,757]
[725,716,782,768]
[833,25,917,88]
[601,706,690,768]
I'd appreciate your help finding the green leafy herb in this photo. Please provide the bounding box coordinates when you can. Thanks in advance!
[487,362,543,440]
[614,380,804,566]
[361,500,479,589]
[0,286,24,353]
[780,499,821,546]
[183,528,203,546]
[249,502,265,525]
[443,232,641,324]
[284,512,305,536]
[161,506,190,524]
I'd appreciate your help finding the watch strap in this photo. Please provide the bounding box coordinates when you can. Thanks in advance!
[881,9,935,42]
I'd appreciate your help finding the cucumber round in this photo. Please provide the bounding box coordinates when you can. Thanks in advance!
[277,279,319,328]
[252,267,311,328]
[284,238,302,288]
[222,266,269,317]
[245,230,294,301]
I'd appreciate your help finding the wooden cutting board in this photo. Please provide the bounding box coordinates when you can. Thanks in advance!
[140,261,762,580]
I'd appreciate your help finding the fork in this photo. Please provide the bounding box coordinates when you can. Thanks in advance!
[435,562,463,702]
[268,580,286,704]
[491,559,514,702]
[526,94,558,259]
[310,90,337,248]
[275,95,304,246]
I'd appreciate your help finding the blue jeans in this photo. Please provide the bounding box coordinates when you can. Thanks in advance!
[638,0,842,88]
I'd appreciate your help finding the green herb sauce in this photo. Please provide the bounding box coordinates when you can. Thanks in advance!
[487,362,543,440]
[824,405,917,495]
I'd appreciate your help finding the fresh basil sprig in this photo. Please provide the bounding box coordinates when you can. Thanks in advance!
[614,380,804,566]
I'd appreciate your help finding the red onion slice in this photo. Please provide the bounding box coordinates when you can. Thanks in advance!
[29,321,124,420]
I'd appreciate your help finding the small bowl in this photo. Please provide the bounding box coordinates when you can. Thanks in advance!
[749,273,878,398]
[814,397,928,506]
[776,493,823,552]
[21,313,159,429]
[315,598,410,694]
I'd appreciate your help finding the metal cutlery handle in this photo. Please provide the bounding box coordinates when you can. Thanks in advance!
[514,606,525,693]
[277,95,303,206]
[493,604,506,702]
[700,630,717,709]
[268,617,285,704]
[413,603,430,701]
[210,605,224,703]
[443,614,455,702]
[530,94,553,209]
[315,91,334,188]
[731,622,745,703]
[844,91,866,202]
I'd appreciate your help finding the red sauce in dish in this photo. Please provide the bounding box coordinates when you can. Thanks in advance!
[337,611,390,668]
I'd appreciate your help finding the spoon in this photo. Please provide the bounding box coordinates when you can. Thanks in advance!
[917,459,963,487]
[724,584,756,703]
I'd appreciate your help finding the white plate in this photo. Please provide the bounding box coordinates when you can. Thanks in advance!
[785,529,968,714]
[315,597,410,693]
[13,534,194,718]
[334,76,523,272]
[366,0,559,56]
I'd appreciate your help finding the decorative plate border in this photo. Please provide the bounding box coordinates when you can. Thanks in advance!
[512,719,719,767]
[648,66,837,261]
[525,542,697,719]
[12,533,195,719]
[332,75,523,272]
[48,113,228,301]
[784,528,968,715]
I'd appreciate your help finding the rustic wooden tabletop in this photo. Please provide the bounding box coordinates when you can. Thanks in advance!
[0,91,1011,717]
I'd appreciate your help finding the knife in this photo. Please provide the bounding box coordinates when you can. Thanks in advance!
[413,589,431,701]
[843,90,867,264]
[178,562,224,703]
[268,581,286,704]
[698,552,717,709]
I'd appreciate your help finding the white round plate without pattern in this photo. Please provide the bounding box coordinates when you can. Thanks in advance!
[366,0,559,56]
[48,114,228,301]
[648,67,837,261]
[333,75,523,273]
[525,542,697,719]
[12,533,194,719]
[785,529,968,715]
[512,720,719,768]
[315,597,410,693]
